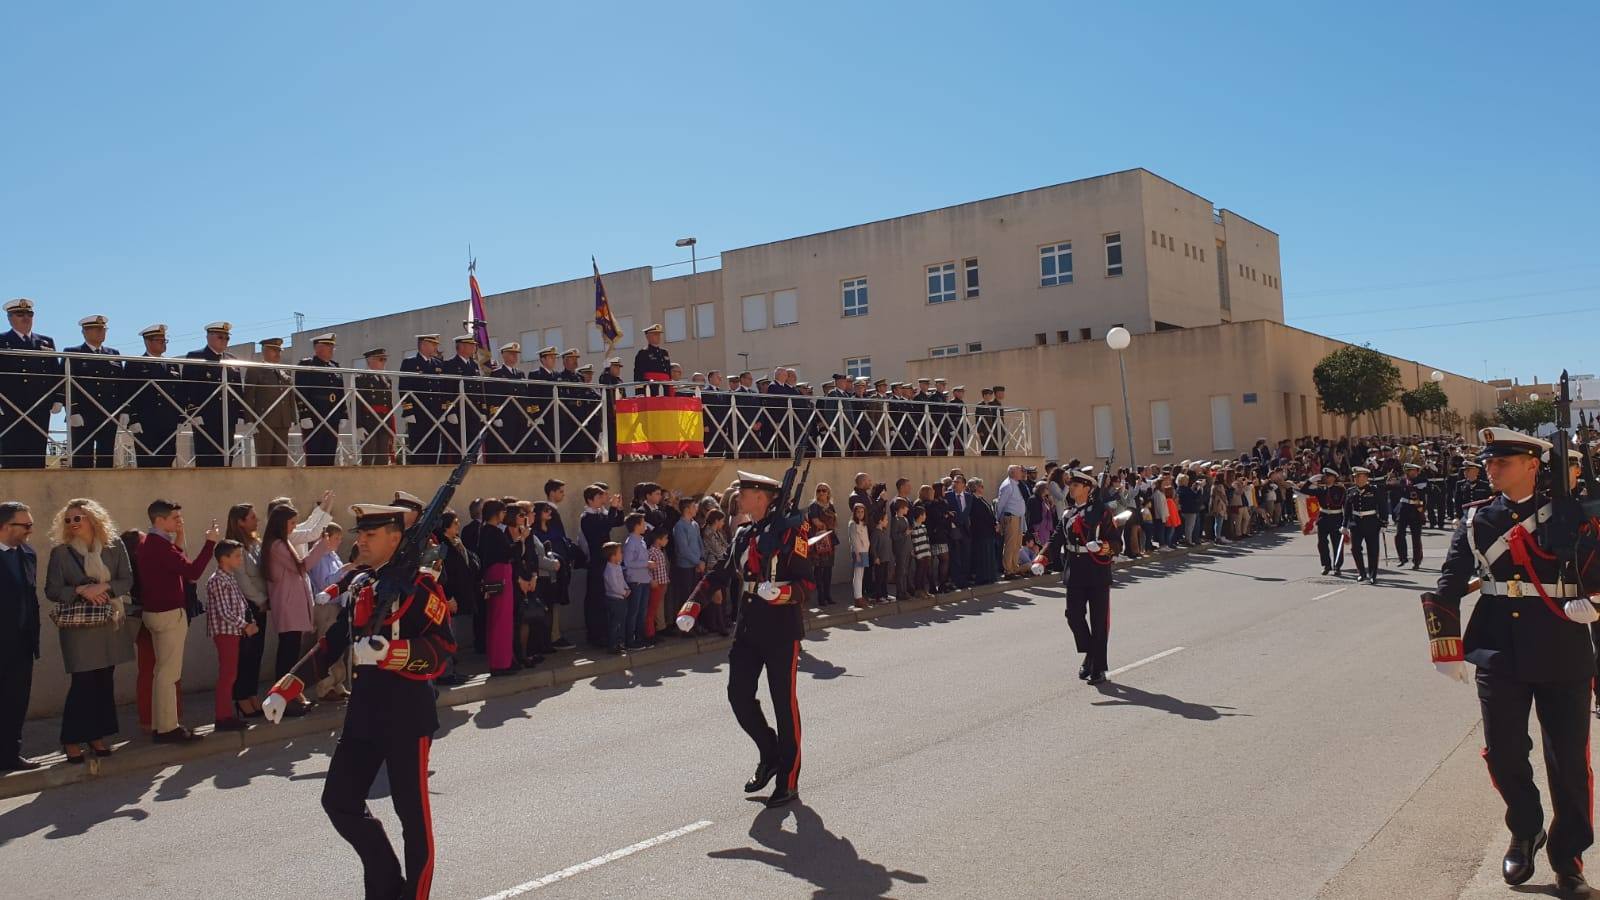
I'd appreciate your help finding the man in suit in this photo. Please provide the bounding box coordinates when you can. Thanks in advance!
[62,314,125,468]
[945,473,974,589]
[0,298,63,469]
[295,333,346,467]
[181,321,241,467]
[0,501,41,770]
[123,324,184,468]
[244,337,297,467]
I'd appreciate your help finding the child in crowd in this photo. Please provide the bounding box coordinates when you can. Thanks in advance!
[205,540,256,732]
[646,527,671,639]
[601,542,628,655]
[891,498,912,601]
[700,510,731,635]
[621,514,651,651]
[910,507,933,600]
[869,510,892,603]
[1019,535,1039,570]
[809,513,836,607]
[847,503,870,607]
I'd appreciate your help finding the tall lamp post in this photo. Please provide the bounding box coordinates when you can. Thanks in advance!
[1106,326,1136,470]
[1429,370,1444,437]
[676,237,698,274]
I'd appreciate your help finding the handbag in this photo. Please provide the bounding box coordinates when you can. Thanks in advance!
[51,596,125,630]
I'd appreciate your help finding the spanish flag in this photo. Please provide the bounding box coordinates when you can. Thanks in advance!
[614,395,704,457]
[593,257,620,351]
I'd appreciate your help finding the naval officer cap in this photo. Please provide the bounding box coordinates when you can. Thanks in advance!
[140,324,168,339]
[1321,467,1339,477]
[363,347,387,360]
[916,377,931,384]
[1067,467,1097,486]
[392,490,424,512]
[312,333,337,346]
[1351,466,1371,475]
[1477,427,1550,460]
[1543,446,1585,464]
[607,357,623,366]
[562,348,580,358]
[736,470,782,493]
[4,298,34,314]
[578,364,593,374]
[538,346,558,357]
[454,334,477,345]
[415,333,441,344]
[498,342,521,354]
[642,323,664,334]
[350,504,408,531]
[79,314,108,328]
[832,373,847,381]
[204,321,232,335]
[259,337,285,349]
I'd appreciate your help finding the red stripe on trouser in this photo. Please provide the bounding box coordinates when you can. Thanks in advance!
[788,641,802,791]
[1482,747,1503,794]
[417,737,435,898]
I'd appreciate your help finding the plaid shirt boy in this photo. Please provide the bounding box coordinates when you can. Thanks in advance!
[205,568,251,637]
[647,545,671,585]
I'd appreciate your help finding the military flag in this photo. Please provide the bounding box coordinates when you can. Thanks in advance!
[593,257,620,352]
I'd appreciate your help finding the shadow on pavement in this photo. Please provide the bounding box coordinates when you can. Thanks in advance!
[707,801,928,898]
[589,652,728,691]
[1091,681,1247,721]
[874,592,1036,631]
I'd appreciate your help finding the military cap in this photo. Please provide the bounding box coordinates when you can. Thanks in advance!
[873,378,887,386]
[917,377,931,384]
[737,470,782,492]
[607,357,623,366]
[1321,467,1339,476]
[204,321,232,335]
[854,377,868,384]
[1543,446,1585,464]
[415,333,441,344]
[562,348,580,358]
[538,345,558,357]
[140,324,168,339]
[498,342,521,354]
[797,382,810,389]
[1403,462,1422,471]
[992,385,1006,392]
[350,504,408,531]
[981,387,994,395]
[1351,466,1371,475]
[454,334,477,345]
[4,298,34,314]
[363,347,387,360]
[934,377,947,384]
[1067,468,1096,486]
[1460,458,1482,470]
[757,377,771,384]
[832,373,847,381]
[78,315,108,328]
[578,364,594,374]
[259,337,285,349]
[392,490,424,512]
[952,385,965,391]
[312,333,337,346]
[642,323,664,334]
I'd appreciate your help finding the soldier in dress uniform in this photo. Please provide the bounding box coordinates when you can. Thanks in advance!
[932,377,957,456]
[1299,468,1348,576]
[689,470,810,808]
[123,324,183,468]
[245,337,297,467]
[262,503,457,900]
[633,323,672,395]
[356,348,396,466]
[577,363,594,381]
[438,335,484,465]
[182,321,241,468]
[1342,466,1387,584]
[599,357,624,386]
[1038,468,1124,684]
[1455,459,1493,510]
[63,314,124,469]
[1394,462,1429,569]
[483,342,527,464]
[558,349,596,462]
[976,387,997,456]
[399,334,447,465]
[1421,428,1600,897]
[295,333,347,468]
[1424,454,1448,529]
[0,298,62,469]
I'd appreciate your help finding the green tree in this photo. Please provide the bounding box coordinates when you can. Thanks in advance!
[1467,410,1494,432]
[1313,345,1402,435]
[1496,399,1556,433]
[1400,381,1449,431]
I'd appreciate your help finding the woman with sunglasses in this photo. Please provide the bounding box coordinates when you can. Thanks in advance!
[44,499,135,763]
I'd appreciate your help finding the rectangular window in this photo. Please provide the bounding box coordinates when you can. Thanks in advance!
[1105,232,1123,277]
[964,258,980,298]
[842,278,869,317]
[1150,400,1172,455]
[1151,229,1158,245]
[1079,327,1092,341]
[1039,410,1059,461]
[742,293,767,332]
[588,316,632,351]
[966,341,983,353]
[1056,330,1070,343]
[1184,243,1191,258]
[1034,333,1047,346]
[929,344,959,358]
[663,307,687,343]
[773,288,799,326]
[844,356,871,379]
[543,327,564,354]
[1210,394,1234,451]
[926,262,957,304]
[1093,404,1114,459]
[519,329,541,357]
[1040,242,1073,286]
[694,302,716,338]
[1199,247,1205,262]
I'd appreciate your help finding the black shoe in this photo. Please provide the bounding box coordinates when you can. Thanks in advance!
[1557,872,1592,897]
[152,727,204,744]
[1503,830,1546,885]
[436,672,467,686]
[765,788,799,809]
[0,756,42,771]
[551,639,576,651]
[282,701,308,718]
[1321,567,1330,576]
[744,761,778,794]
[1411,562,1421,570]
[1086,671,1107,685]
[1078,664,1091,681]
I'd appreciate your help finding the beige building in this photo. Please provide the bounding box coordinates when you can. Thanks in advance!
[291,168,1282,386]
[907,319,1501,465]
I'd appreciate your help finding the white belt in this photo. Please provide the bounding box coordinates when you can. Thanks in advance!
[1483,579,1584,599]
[1404,499,1425,506]
[1064,545,1091,554]
[1351,510,1377,517]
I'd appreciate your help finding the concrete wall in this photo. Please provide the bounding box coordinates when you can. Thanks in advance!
[1141,172,1227,330]
[1219,210,1284,325]
[647,270,726,378]
[11,453,1039,718]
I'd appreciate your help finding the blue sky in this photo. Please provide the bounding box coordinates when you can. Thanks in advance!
[3,2,1596,384]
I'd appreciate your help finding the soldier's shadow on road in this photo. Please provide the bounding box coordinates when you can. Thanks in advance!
[873,592,1036,631]
[1091,681,1247,721]
[707,801,929,898]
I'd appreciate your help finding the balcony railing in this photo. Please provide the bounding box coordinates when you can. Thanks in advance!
[0,348,1032,468]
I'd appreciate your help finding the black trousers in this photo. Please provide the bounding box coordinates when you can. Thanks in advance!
[1477,669,1593,875]
[0,654,33,760]
[235,605,268,701]
[1426,493,1445,529]
[1395,513,1423,564]
[61,666,119,745]
[132,412,179,468]
[1316,517,1344,570]
[274,630,306,681]
[1348,521,1381,577]
[728,639,802,794]
[1066,586,1110,674]
[71,413,118,468]
[584,569,609,648]
[0,408,50,469]
[304,420,341,467]
[322,733,436,900]
[191,404,231,468]
[948,537,971,588]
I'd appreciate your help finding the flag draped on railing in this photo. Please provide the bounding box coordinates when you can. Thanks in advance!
[614,395,704,457]
[593,257,620,352]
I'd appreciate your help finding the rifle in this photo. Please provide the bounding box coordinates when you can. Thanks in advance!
[1544,371,1579,564]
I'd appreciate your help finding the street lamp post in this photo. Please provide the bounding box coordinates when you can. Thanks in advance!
[1429,370,1444,437]
[1106,327,1135,470]
[676,237,698,275]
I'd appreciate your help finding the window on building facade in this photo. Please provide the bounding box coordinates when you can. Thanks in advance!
[927,262,957,304]
[742,293,767,331]
[664,307,687,343]
[1056,330,1070,343]
[694,302,715,338]
[1151,229,1158,246]
[773,289,799,326]
[519,330,541,356]
[1199,247,1205,262]
[588,316,633,351]
[964,258,979,298]
[544,327,564,353]
[1184,243,1191,258]
[1034,333,1047,346]
[1040,242,1073,286]
[1150,400,1173,455]
[929,344,959,358]
[842,278,868,317]
[845,356,871,379]
[1105,232,1123,277]
[966,341,983,353]
[1079,327,1092,341]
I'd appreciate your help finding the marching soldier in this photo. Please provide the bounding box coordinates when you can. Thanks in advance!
[1342,466,1387,584]
[1038,468,1123,684]
[262,503,456,899]
[438,335,484,465]
[1421,428,1600,897]
[63,314,124,469]
[181,321,241,468]
[0,298,62,469]
[633,323,671,394]
[245,337,297,467]
[123,324,183,468]
[399,334,447,465]
[295,333,347,467]
[356,348,396,466]
[1424,457,1447,529]
[1454,459,1492,509]
[1300,468,1348,576]
[1394,462,1429,569]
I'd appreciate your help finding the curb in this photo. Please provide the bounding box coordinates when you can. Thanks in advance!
[0,532,1271,800]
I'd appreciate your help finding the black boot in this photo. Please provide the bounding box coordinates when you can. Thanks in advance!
[744,761,777,794]
[1503,830,1546,885]
[1078,663,1091,681]
[765,787,799,809]
[1557,871,1592,897]
[1086,671,1107,685]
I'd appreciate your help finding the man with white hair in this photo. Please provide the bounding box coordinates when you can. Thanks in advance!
[996,464,1028,577]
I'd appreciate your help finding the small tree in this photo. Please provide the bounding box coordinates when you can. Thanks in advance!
[1434,407,1463,435]
[1496,399,1556,433]
[1467,410,1494,432]
[1313,345,1402,436]
[1400,381,1449,433]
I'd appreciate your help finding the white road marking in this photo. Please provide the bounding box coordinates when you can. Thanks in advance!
[1107,646,1185,677]
[1311,587,1348,601]
[478,820,714,898]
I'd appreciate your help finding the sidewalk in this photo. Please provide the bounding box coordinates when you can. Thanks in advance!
[1,530,1291,800]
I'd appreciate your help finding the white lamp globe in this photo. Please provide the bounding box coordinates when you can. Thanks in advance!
[1105,327,1131,351]
[1430,370,1444,383]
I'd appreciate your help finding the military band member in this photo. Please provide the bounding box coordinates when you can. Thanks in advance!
[0,298,62,469]
[1425,457,1448,528]
[633,323,671,395]
[1394,462,1429,569]
[182,321,241,468]
[245,337,297,467]
[64,314,123,469]
[262,503,456,900]
[438,335,484,465]
[356,348,396,466]
[124,324,183,468]
[399,334,447,465]
[295,333,346,467]
[1342,466,1386,584]
[1420,429,1600,897]
[1455,459,1493,510]
[1038,468,1123,684]
[1300,468,1348,575]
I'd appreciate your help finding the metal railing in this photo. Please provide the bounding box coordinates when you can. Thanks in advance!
[0,348,1031,468]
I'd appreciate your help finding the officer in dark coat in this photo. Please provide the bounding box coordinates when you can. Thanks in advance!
[690,470,810,808]
[1342,466,1387,584]
[1425,456,1448,529]
[181,321,241,468]
[1394,462,1429,569]
[975,387,997,456]
[557,349,596,461]
[525,346,561,463]
[0,298,63,469]
[633,323,671,395]
[355,348,396,466]
[263,503,457,900]
[63,314,124,469]
[1040,468,1124,684]
[295,333,347,467]
[437,335,485,465]
[399,335,447,465]
[123,324,184,468]
[486,342,530,464]
[1299,468,1348,575]
[1421,428,1600,896]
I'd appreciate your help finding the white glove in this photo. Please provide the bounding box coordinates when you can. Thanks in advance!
[353,635,390,667]
[262,692,287,724]
[1564,598,1600,624]
[446,414,459,424]
[1086,540,1103,553]
[129,422,143,434]
[757,581,782,602]
[1029,562,1045,576]
[68,413,84,427]
[51,402,63,415]
[238,423,256,438]
[1434,660,1469,683]
[299,418,313,430]
[193,416,205,428]
[403,414,416,424]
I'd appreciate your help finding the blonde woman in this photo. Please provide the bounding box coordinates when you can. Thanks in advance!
[45,498,135,762]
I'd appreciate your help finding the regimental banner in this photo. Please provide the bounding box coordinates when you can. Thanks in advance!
[614,395,704,456]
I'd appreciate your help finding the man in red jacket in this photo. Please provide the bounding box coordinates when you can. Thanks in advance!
[136,499,219,743]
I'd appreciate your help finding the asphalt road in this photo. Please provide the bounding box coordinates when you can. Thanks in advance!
[0,527,1570,899]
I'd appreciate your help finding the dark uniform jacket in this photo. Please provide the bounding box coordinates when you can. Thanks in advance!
[398,353,448,425]
[633,344,671,384]
[0,329,63,413]
[180,346,239,421]
[294,356,346,426]
[62,343,123,419]
[1047,500,1123,592]
[701,511,810,649]
[0,543,42,660]
[1394,476,1431,521]
[1454,477,1492,509]
[1343,484,1388,528]
[354,370,394,433]
[123,355,184,438]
